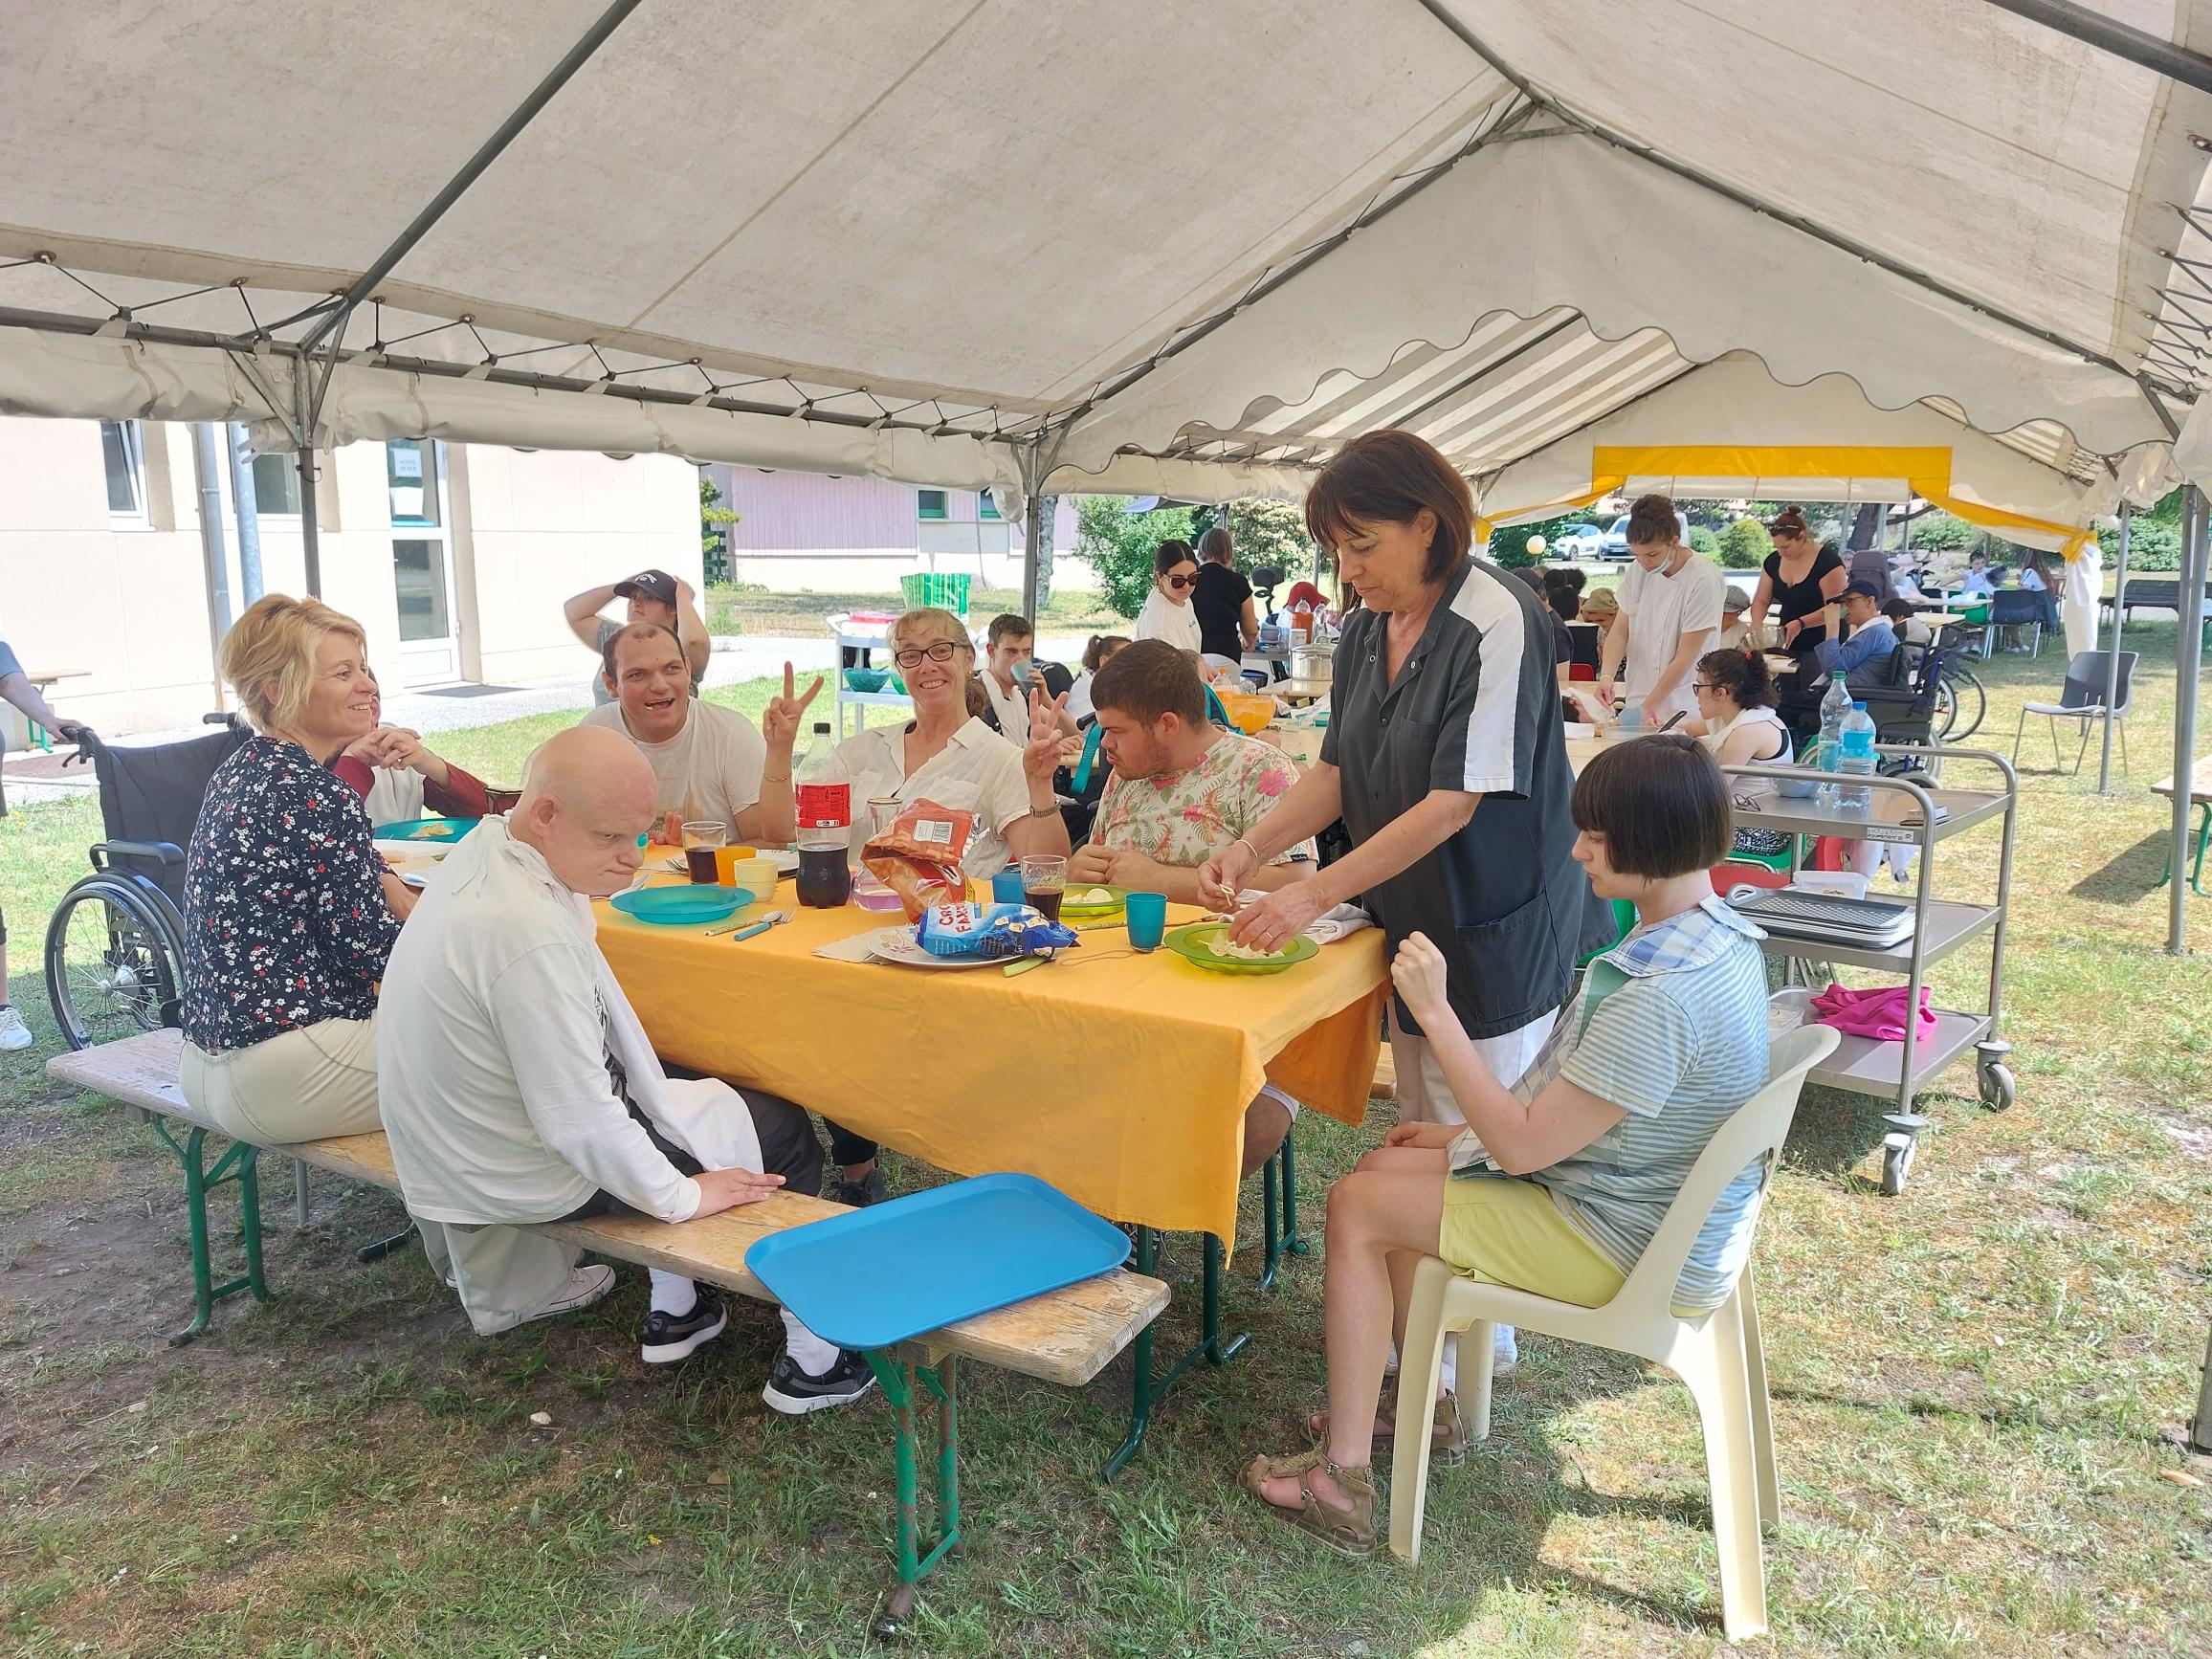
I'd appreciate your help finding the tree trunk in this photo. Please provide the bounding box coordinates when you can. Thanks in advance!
[1848,502,1884,550]
[1030,494,1057,612]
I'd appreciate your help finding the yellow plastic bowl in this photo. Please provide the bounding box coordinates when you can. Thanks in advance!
[1217,692,1275,736]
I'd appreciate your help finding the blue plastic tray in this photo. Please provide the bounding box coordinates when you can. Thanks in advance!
[372,815,479,844]
[608,886,743,925]
[745,1172,1130,1352]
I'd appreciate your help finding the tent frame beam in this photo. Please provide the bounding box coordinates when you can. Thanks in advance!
[1980,0,2212,99]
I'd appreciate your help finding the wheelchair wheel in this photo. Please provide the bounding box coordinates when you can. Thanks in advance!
[44,877,181,1051]
[1937,667,1985,741]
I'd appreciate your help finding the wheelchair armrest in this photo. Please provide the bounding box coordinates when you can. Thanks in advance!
[92,839,187,870]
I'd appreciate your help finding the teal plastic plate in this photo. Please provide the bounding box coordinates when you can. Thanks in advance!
[372,815,479,844]
[608,886,744,926]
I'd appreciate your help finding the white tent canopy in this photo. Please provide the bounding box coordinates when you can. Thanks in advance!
[7,0,2212,501]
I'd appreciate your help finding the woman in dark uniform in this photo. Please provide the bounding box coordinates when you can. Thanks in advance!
[1744,505,1847,732]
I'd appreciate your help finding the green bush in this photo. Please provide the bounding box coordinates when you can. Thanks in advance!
[1907,511,1976,553]
[2117,518,2182,572]
[1189,498,1317,580]
[1075,497,1197,618]
[1688,525,1720,557]
[1717,519,1772,569]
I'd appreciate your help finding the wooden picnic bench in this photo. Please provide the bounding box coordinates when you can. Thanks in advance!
[2102,577,2212,642]
[47,1029,1169,1637]
[2154,758,2212,896]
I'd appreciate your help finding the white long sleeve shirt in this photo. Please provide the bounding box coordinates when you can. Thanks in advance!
[377,819,702,1226]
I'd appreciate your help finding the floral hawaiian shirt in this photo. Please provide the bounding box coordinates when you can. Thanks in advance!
[1092,729,1297,869]
[182,735,402,1052]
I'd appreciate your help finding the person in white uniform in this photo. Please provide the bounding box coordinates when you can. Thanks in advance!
[1599,494,1724,728]
[376,725,875,1414]
[582,623,820,846]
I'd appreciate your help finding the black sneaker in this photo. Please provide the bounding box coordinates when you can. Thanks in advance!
[831,1166,890,1208]
[762,1347,877,1415]
[640,1291,727,1364]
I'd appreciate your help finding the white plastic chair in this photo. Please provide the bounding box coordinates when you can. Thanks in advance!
[1388,1024,1840,1644]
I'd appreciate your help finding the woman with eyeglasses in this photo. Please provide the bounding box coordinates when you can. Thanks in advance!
[834,607,1071,881]
[1136,540,1205,653]
[821,607,1073,1206]
[1684,646,1794,861]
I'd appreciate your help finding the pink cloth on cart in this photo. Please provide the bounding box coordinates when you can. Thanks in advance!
[1809,983,1937,1046]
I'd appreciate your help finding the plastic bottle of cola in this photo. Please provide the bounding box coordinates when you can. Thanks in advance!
[794,721,852,908]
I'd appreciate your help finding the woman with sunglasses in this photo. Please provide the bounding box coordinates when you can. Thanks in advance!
[1136,540,1205,653]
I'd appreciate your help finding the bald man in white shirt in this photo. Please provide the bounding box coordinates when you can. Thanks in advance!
[377,726,874,1414]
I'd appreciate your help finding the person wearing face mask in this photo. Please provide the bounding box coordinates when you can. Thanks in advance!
[1597,495,1726,728]
[178,596,414,1145]
[1136,541,1205,653]
[580,623,816,844]
[374,727,874,1411]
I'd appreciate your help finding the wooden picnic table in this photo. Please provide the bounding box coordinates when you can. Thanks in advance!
[12,669,87,751]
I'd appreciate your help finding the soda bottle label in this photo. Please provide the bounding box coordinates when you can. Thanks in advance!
[796,781,850,830]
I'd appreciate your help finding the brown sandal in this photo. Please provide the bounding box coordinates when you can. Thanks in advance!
[1239,1448,1378,1558]
[1308,1381,1466,1469]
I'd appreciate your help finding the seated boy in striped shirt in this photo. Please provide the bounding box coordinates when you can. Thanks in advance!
[1243,734,1772,1557]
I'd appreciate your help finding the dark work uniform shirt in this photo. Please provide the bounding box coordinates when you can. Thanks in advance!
[1192,563,1252,660]
[1320,558,1602,1040]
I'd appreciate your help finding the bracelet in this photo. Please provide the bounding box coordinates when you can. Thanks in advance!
[762,772,791,784]
[1028,803,1059,819]
[1234,835,1262,863]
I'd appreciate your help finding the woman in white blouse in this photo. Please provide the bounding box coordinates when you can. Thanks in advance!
[835,607,1072,882]
[1134,541,1204,653]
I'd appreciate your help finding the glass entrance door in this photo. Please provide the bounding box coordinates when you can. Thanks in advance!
[387,439,459,684]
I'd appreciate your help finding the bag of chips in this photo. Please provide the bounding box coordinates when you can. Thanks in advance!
[862,798,975,920]
[915,901,1078,960]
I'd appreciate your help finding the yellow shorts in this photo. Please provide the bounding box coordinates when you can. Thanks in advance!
[1436,1174,1627,1309]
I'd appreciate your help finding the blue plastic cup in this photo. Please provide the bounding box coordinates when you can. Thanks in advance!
[1125,891,1167,951]
[991,868,1027,906]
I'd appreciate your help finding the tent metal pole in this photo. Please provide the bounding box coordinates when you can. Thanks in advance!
[299,0,644,352]
[1981,0,2212,98]
[190,425,232,705]
[2193,1320,2212,1453]
[295,367,321,597]
[2169,486,2205,954]
[2098,505,2131,794]
[226,425,265,603]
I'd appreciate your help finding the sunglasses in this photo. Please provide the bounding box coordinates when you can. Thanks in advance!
[1164,573,1197,590]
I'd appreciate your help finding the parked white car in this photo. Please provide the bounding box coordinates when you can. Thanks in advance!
[1551,523,1604,559]
[1598,509,1690,559]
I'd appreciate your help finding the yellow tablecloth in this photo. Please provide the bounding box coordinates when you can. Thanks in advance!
[597,883,1387,1247]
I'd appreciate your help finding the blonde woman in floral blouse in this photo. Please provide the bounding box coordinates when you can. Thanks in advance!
[1068,640,1306,1173]
[180,596,411,1145]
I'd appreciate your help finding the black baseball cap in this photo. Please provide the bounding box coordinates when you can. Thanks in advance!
[1842,579,1882,600]
[613,568,678,607]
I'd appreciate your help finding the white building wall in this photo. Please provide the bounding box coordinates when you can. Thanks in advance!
[0,417,700,739]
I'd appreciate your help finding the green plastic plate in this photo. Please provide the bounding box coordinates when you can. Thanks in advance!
[1163,921,1318,975]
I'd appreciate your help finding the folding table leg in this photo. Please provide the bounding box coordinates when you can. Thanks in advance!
[1256,1121,1309,1292]
[1103,1228,1250,1481]
[151,1120,271,1346]
[866,1350,961,1641]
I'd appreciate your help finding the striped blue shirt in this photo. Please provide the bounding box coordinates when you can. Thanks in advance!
[1450,897,1773,1311]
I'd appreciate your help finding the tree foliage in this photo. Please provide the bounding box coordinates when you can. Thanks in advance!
[1717,518,1772,569]
[1487,513,1586,569]
[699,475,741,585]
[1688,525,1721,557]
[1075,497,1196,618]
[1190,498,1316,581]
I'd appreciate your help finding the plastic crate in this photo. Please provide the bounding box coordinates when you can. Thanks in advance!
[899,572,972,617]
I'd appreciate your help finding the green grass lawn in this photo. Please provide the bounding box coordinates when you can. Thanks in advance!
[2,640,2208,1655]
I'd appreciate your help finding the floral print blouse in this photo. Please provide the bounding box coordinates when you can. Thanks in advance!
[182,735,402,1052]
[1092,728,1297,869]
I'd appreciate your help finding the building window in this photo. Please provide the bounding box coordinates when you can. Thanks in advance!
[250,451,302,516]
[387,438,439,525]
[918,489,948,521]
[978,492,1002,520]
[100,421,144,518]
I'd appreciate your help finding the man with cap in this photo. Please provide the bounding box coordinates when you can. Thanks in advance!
[1715,586,1755,651]
[564,570,710,707]
[1809,580,1901,701]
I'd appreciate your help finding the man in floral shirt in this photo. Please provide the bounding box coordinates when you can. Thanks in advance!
[1070,640,1312,1173]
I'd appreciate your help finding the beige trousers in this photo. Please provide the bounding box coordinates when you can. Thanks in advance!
[1385,1006,1558,1125]
[181,1018,381,1143]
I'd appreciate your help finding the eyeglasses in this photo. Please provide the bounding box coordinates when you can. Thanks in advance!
[893,640,962,669]
[1691,683,1715,695]
[1164,574,1196,590]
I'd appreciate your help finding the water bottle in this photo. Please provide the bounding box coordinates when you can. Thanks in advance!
[1837,702,1877,810]
[793,721,852,907]
[1817,672,1851,803]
